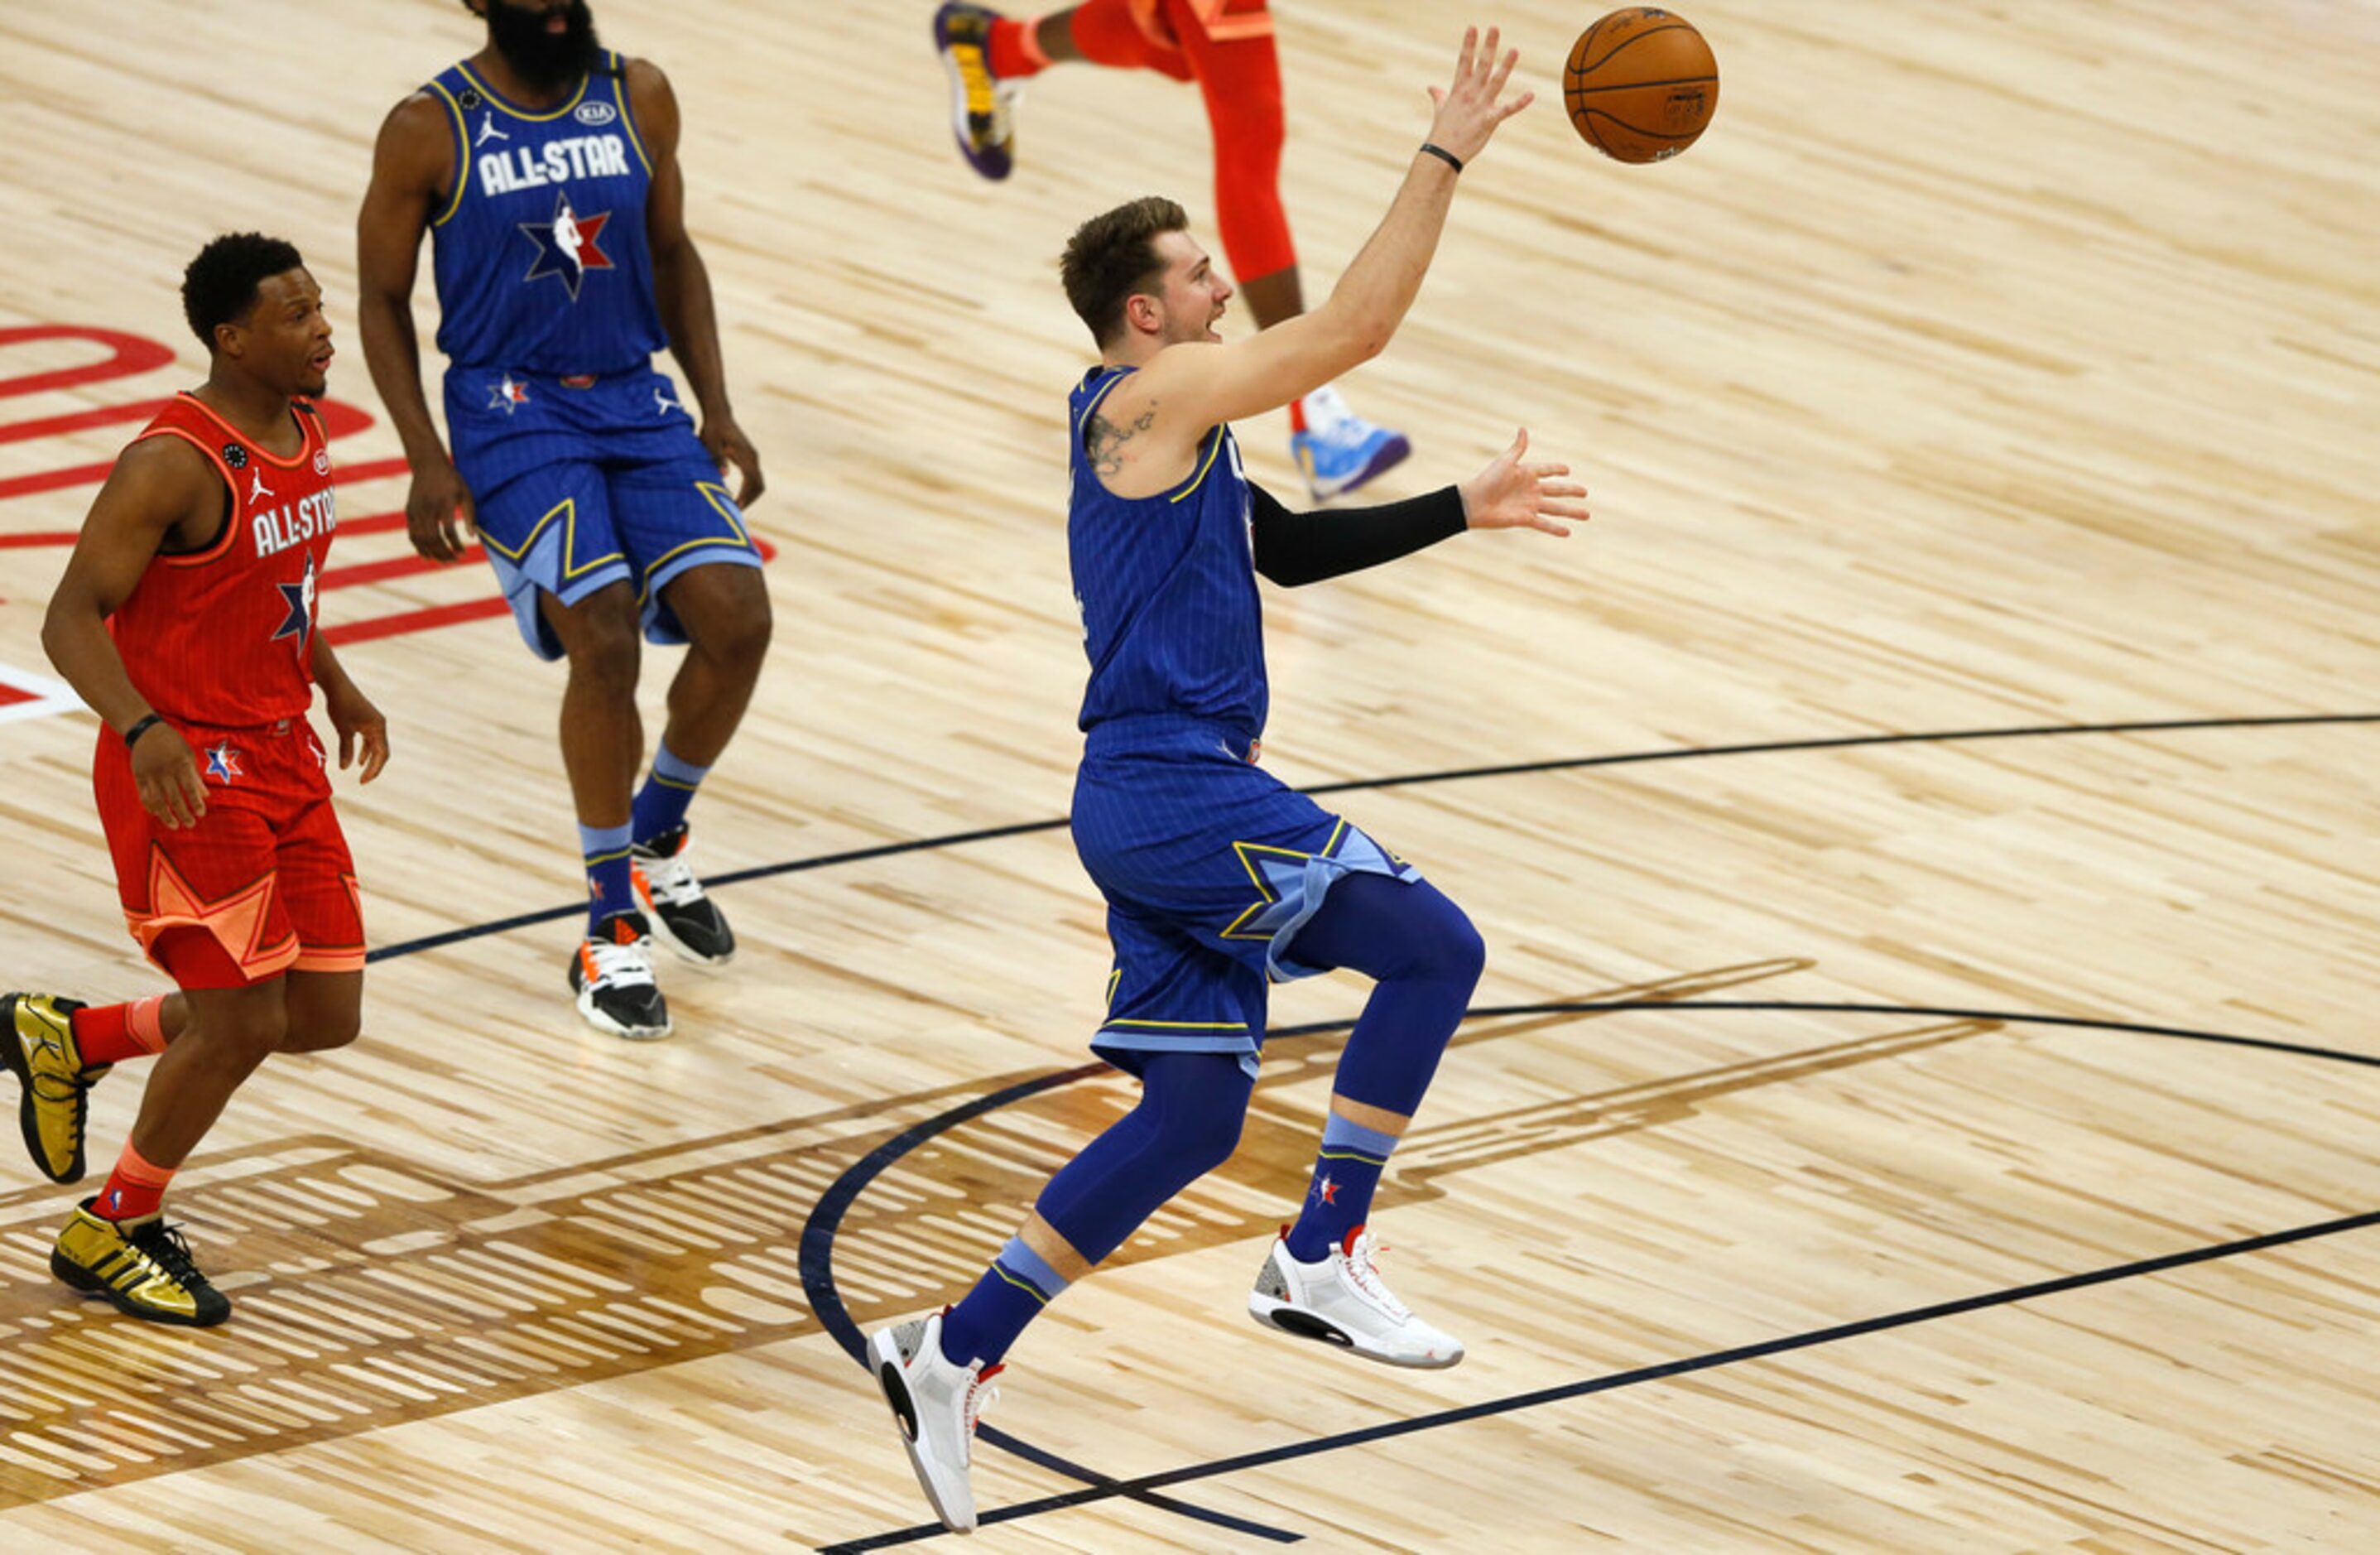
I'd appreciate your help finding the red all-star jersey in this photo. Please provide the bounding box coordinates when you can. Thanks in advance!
[108,392,339,729]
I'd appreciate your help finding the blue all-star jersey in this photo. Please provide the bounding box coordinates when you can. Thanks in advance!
[422,53,666,374]
[1067,366,1268,742]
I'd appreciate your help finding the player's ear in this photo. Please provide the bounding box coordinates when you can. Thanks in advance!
[211,320,245,361]
[1123,291,1162,336]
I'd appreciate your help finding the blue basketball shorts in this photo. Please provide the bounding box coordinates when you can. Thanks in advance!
[1070,715,1422,1077]
[444,364,763,661]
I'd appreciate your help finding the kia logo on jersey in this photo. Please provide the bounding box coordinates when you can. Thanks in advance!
[575,100,617,126]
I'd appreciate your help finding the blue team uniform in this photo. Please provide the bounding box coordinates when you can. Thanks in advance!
[422,54,761,659]
[1066,366,1419,1078]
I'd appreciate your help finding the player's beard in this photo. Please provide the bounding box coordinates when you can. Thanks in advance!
[487,0,603,95]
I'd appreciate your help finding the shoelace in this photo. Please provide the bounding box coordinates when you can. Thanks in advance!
[128,1221,208,1285]
[637,850,706,909]
[1340,1231,1415,1322]
[983,82,1019,149]
[583,932,658,989]
[964,1362,1004,1436]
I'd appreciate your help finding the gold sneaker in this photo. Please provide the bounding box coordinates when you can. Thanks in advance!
[52,1199,230,1326]
[2,993,106,1184]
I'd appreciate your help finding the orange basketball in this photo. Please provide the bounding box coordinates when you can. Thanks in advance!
[1564,8,1719,164]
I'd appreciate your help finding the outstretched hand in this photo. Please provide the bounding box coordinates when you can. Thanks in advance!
[1425,26,1534,165]
[1459,429,1589,537]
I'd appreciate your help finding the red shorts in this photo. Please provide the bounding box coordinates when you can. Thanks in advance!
[94,716,366,990]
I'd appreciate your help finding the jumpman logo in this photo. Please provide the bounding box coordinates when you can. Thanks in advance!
[653,388,680,416]
[475,114,510,147]
[250,469,274,503]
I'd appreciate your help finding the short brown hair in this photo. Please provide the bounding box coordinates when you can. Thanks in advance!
[1060,196,1188,347]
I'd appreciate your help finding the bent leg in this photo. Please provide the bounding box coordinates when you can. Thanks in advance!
[938,1051,1255,1365]
[1278,873,1484,1256]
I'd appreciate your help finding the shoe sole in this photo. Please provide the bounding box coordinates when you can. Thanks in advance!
[573,988,673,1042]
[2,993,84,1186]
[869,1329,978,1533]
[51,1249,230,1326]
[636,899,735,969]
[934,12,1012,181]
[1248,1293,1464,1370]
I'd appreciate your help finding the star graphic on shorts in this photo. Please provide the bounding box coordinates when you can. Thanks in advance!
[204,744,243,783]
[518,190,614,301]
[273,551,317,646]
[488,373,531,414]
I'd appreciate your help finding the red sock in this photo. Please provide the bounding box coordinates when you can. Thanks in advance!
[1289,397,1309,434]
[988,13,1054,78]
[70,996,171,1066]
[94,1139,175,1224]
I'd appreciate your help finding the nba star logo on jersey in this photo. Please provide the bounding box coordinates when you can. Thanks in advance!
[518,191,613,300]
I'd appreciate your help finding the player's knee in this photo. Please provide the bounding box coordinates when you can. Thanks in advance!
[694,585,772,670]
[1161,1095,1248,1177]
[283,1009,361,1053]
[1406,889,1486,991]
[214,1001,289,1066]
[562,600,642,691]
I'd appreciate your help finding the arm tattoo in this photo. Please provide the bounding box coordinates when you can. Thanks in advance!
[1086,402,1159,479]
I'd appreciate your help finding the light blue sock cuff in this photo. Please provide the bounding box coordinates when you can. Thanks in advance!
[993,1235,1070,1302]
[1320,1112,1400,1165]
[578,821,633,864]
[650,741,712,791]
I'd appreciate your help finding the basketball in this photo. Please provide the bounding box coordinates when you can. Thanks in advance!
[1564,8,1720,164]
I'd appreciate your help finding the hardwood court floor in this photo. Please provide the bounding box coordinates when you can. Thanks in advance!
[1,0,2377,1548]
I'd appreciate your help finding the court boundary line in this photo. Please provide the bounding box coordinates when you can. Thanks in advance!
[809,1001,2380,1550]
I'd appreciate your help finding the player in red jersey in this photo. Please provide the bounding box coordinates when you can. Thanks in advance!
[932,0,1415,498]
[2,233,389,1327]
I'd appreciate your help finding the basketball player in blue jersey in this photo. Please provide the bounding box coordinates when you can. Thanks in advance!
[869,27,1588,1533]
[358,0,769,1041]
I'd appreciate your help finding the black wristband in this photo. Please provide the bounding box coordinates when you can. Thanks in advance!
[1419,142,1464,175]
[122,713,164,749]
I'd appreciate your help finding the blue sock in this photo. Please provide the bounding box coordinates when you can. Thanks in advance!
[632,741,709,847]
[1286,1113,1400,1261]
[940,1236,1070,1369]
[580,821,634,932]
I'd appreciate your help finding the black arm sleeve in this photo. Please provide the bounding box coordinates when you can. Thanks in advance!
[1247,481,1468,588]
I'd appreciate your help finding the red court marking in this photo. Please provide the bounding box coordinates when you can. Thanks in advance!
[0,683,36,708]
[322,547,487,589]
[0,325,175,397]
[325,598,512,645]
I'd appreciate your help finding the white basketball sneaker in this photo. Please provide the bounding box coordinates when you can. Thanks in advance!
[1248,1225,1464,1369]
[868,1312,1002,1533]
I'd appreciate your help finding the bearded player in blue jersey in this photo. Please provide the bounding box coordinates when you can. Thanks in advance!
[358,0,769,1041]
[869,27,1589,1534]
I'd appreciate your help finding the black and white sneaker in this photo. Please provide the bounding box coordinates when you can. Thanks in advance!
[567,911,672,1040]
[632,824,736,966]
[869,1311,1001,1533]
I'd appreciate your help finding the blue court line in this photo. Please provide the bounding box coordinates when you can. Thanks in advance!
[810,1000,2380,1548]
[367,712,2380,965]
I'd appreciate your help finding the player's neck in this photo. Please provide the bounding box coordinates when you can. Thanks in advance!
[193,378,300,455]
[466,46,582,110]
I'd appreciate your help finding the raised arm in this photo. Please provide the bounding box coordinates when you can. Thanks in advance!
[629,58,764,507]
[41,439,222,829]
[1137,26,1532,436]
[357,91,478,563]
